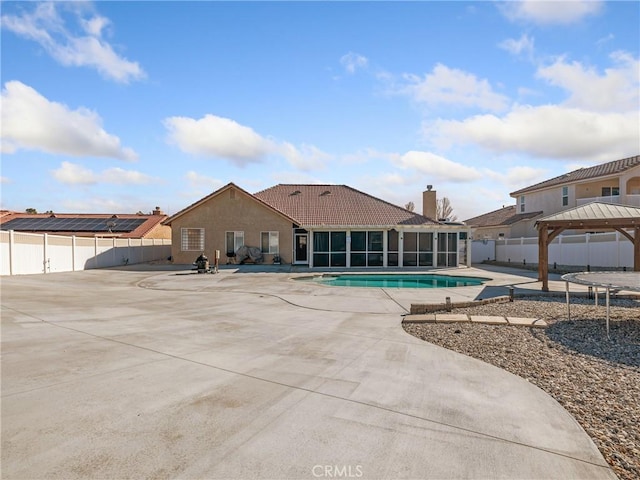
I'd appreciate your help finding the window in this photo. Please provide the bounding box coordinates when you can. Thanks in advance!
[402,232,433,267]
[602,187,619,196]
[181,228,204,251]
[562,186,568,206]
[313,231,346,267]
[225,231,244,254]
[388,230,399,267]
[261,231,279,254]
[437,232,458,267]
[519,195,525,213]
[350,230,384,267]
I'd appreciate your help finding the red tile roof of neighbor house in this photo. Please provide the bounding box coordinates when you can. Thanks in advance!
[0,211,168,238]
[254,184,438,226]
[510,154,640,196]
[464,205,543,227]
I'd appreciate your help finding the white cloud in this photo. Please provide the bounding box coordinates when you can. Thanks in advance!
[51,162,97,185]
[164,114,274,165]
[536,51,639,112]
[51,161,154,185]
[165,113,330,171]
[499,0,603,25]
[483,165,549,189]
[340,52,368,74]
[397,64,509,112]
[430,105,639,162]
[101,167,155,185]
[1,176,11,184]
[280,143,332,171]
[269,171,325,185]
[60,197,131,213]
[1,2,145,83]
[499,34,535,57]
[184,171,224,191]
[393,151,483,182]
[340,148,396,166]
[1,81,138,161]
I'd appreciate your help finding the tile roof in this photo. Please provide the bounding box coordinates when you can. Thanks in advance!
[537,202,640,223]
[0,212,168,238]
[254,184,439,226]
[464,205,543,227]
[511,154,640,196]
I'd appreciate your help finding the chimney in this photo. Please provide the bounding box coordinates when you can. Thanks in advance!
[422,185,437,219]
[152,206,164,216]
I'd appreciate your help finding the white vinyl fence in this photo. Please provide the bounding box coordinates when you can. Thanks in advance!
[492,232,634,269]
[1,231,171,276]
[471,239,496,263]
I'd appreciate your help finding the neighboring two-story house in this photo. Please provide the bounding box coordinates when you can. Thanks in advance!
[466,155,640,238]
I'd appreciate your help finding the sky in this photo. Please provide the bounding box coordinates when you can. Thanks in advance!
[1,1,639,221]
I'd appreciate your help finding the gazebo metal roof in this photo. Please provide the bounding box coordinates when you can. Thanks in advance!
[536,202,640,291]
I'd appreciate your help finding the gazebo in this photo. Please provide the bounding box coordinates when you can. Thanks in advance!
[536,202,640,291]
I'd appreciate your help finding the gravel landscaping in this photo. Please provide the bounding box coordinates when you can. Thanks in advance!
[403,296,639,480]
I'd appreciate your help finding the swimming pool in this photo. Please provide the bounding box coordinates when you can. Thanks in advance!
[298,274,488,288]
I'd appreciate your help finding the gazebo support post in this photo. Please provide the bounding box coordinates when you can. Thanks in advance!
[635,227,640,272]
[538,224,549,291]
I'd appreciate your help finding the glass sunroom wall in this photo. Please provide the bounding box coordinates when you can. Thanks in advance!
[402,232,433,266]
[418,232,433,266]
[330,231,347,266]
[367,231,383,266]
[313,231,347,267]
[350,231,367,266]
[402,232,418,266]
[437,232,458,266]
[313,232,329,267]
[387,230,398,267]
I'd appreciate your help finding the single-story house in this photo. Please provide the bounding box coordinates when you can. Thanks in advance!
[163,183,471,268]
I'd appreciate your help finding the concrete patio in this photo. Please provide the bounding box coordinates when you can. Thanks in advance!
[1,265,616,479]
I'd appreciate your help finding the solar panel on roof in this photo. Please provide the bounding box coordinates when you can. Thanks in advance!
[1,217,146,233]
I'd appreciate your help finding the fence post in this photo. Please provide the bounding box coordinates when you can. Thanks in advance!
[72,235,76,271]
[94,236,98,269]
[9,230,14,275]
[43,233,48,274]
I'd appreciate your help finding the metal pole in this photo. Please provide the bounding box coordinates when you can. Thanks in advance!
[606,287,610,339]
[565,280,570,321]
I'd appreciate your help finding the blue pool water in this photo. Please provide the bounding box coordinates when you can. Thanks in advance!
[302,274,487,288]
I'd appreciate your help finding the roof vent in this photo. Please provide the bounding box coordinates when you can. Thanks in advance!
[49,213,57,218]
[320,190,331,196]
[111,214,119,219]
[290,190,301,196]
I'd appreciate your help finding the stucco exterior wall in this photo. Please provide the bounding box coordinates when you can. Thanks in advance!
[518,187,568,217]
[471,225,511,240]
[169,187,293,265]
